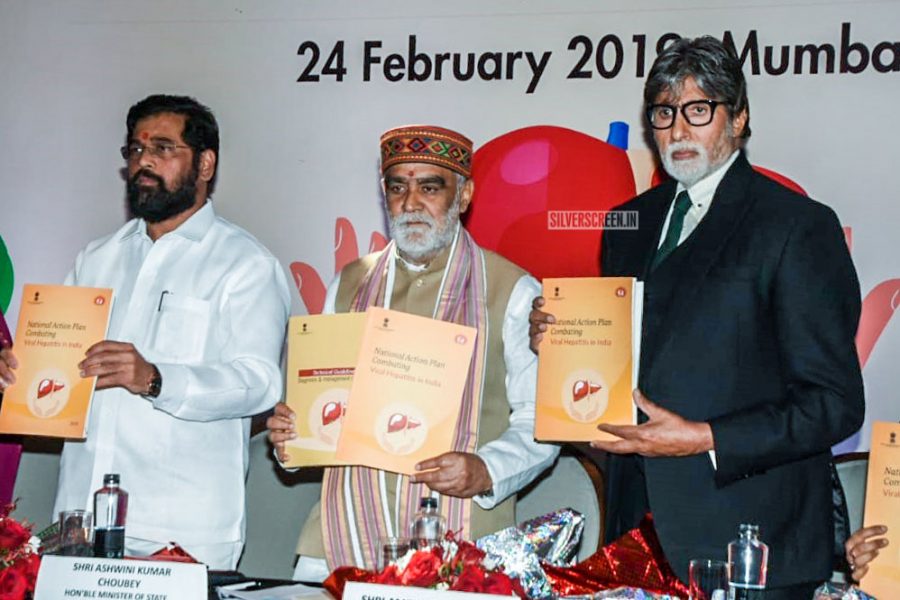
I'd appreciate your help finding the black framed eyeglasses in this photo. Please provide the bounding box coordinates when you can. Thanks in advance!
[646,100,723,130]
[120,141,190,161]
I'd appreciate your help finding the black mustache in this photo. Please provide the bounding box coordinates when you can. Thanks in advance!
[131,169,165,187]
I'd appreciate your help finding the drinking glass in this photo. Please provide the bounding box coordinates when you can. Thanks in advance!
[377,536,411,571]
[688,558,728,600]
[59,509,93,557]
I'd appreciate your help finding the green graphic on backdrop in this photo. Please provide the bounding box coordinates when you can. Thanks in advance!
[0,235,13,314]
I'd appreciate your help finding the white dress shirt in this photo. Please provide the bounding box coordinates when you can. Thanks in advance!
[53,202,290,548]
[321,245,559,508]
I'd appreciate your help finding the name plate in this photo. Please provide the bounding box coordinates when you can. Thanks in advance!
[343,582,511,600]
[34,556,207,600]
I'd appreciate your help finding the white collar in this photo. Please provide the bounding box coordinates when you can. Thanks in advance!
[676,150,741,209]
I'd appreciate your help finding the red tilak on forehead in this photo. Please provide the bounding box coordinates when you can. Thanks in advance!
[137,131,151,142]
[406,170,416,177]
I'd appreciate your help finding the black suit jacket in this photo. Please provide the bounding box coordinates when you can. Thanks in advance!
[601,153,865,587]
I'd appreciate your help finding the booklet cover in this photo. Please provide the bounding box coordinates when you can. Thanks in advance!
[535,277,642,442]
[860,421,900,598]
[281,312,366,468]
[335,306,477,475]
[0,283,113,439]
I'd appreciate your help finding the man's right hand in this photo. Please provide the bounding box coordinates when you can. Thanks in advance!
[846,524,889,582]
[266,402,297,463]
[528,296,555,355]
[0,347,18,389]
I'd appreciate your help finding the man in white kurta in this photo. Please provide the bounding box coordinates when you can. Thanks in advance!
[1,95,290,569]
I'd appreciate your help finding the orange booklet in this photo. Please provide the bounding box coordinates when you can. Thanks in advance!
[281,312,366,468]
[0,283,113,439]
[860,421,900,597]
[535,277,642,441]
[335,307,477,475]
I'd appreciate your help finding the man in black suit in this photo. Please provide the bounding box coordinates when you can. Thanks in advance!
[530,36,864,598]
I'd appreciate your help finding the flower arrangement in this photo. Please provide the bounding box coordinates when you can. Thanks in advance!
[0,504,40,600]
[325,534,526,598]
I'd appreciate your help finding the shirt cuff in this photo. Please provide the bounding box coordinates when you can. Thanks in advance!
[148,362,188,412]
[472,453,499,509]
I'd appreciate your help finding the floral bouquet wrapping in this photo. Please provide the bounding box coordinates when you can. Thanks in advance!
[325,535,526,599]
[813,582,877,600]
[563,588,679,599]
[476,508,584,598]
[543,514,688,599]
[0,504,41,600]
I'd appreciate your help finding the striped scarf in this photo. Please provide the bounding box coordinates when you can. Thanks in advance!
[322,227,488,570]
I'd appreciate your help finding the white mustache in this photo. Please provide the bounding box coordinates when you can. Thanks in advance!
[394,212,436,229]
[665,141,706,160]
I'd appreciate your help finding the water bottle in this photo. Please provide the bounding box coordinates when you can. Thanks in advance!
[727,523,768,600]
[410,496,445,550]
[93,473,128,559]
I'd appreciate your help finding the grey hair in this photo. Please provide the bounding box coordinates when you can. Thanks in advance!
[644,36,751,139]
[455,173,468,204]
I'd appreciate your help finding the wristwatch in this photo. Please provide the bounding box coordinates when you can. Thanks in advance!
[477,485,494,498]
[145,365,162,398]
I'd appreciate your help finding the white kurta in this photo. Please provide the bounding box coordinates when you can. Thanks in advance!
[53,202,290,549]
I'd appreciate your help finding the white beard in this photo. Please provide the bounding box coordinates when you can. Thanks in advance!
[389,199,460,263]
[660,141,714,187]
[660,120,737,187]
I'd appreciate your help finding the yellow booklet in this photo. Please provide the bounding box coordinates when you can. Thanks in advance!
[282,312,366,468]
[860,421,900,597]
[535,277,642,441]
[335,307,477,475]
[0,283,113,439]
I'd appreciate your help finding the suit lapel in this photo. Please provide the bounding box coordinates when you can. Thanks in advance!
[642,154,757,375]
[613,182,673,278]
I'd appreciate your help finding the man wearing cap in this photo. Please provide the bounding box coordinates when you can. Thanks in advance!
[268,125,559,579]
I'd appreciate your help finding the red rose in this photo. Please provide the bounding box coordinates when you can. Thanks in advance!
[17,554,41,589]
[374,564,401,586]
[451,540,485,571]
[0,567,28,600]
[483,571,515,596]
[449,563,486,592]
[400,550,442,588]
[0,518,30,552]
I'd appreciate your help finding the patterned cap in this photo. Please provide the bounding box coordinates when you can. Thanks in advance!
[380,125,473,177]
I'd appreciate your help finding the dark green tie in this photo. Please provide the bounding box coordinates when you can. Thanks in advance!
[650,190,692,271]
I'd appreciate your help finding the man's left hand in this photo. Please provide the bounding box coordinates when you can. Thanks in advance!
[79,340,157,395]
[411,452,492,499]
[591,389,714,457]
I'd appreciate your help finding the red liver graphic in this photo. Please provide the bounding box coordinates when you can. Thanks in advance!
[37,379,64,400]
[572,380,602,402]
[387,413,421,433]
